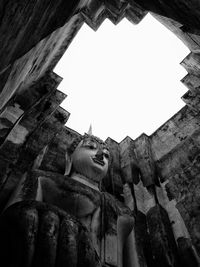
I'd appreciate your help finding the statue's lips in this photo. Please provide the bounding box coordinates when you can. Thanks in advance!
[92,157,105,166]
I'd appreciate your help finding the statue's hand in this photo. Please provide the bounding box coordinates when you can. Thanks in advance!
[0,200,101,267]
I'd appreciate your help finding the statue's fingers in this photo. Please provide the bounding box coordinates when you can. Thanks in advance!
[56,217,78,267]
[20,207,39,267]
[0,204,38,267]
[33,210,60,267]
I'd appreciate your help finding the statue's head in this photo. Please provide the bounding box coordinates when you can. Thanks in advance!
[65,134,110,183]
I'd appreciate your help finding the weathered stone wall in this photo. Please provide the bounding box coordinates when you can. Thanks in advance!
[0,0,81,70]
[0,0,200,266]
[134,0,200,33]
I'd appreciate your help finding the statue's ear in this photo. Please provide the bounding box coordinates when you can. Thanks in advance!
[64,153,72,176]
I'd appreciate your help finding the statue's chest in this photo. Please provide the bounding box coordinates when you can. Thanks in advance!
[39,175,102,219]
[38,174,119,266]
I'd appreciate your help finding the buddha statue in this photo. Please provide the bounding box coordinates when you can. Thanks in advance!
[0,133,135,267]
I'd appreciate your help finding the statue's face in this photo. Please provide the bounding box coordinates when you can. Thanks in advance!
[71,137,110,182]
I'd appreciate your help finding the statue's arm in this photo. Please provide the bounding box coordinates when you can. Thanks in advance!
[104,186,140,267]
[120,183,140,267]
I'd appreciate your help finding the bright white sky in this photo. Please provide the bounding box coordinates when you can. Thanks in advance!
[54,14,189,142]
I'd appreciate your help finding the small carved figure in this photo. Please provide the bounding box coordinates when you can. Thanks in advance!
[0,133,135,267]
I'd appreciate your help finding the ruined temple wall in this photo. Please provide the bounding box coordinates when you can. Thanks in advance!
[0,4,85,207]
[150,105,200,253]
[0,0,200,264]
[0,0,81,72]
[146,11,200,252]
[117,105,200,263]
[0,13,83,110]
[151,106,200,175]
[134,0,200,33]
[0,0,147,112]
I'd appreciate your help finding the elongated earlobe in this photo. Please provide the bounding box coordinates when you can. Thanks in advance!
[64,153,72,176]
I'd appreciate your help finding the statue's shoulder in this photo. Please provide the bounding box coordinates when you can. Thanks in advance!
[35,170,101,206]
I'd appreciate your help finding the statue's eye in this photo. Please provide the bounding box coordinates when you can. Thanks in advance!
[83,140,97,149]
[86,142,97,149]
[104,152,110,159]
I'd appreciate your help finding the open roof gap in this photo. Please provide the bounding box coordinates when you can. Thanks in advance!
[54,14,189,142]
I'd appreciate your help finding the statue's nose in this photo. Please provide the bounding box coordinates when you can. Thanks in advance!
[95,150,104,161]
